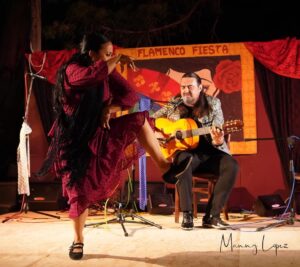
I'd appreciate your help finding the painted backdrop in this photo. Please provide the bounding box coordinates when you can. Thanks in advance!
[117,43,257,155]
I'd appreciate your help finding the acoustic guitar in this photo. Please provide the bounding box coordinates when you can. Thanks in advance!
[155,118,243,159]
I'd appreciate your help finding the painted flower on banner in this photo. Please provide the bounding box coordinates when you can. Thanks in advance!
[127,68,180,101]
[133,75,146,87]
[149,81,161,94]
[161,90,173,100]
[213,60,241,94]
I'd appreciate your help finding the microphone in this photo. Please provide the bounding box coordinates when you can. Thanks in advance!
[28,73,47,80]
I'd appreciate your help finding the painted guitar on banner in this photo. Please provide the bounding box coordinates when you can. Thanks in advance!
[154,118,243,159]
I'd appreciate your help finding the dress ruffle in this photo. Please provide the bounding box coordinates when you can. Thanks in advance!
[64,111,149,218]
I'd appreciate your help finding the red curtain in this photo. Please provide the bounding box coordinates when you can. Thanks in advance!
[247,37,300,182]
[255,60,300,181]
[26,45,121,84]
[27,38,300,83]
[245,37,300,79]
[25,49,77,84]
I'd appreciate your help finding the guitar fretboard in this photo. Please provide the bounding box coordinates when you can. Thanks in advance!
[192,127,211,136]
[181,127,211,139]
[168,119,242,140]
[181,125,233,139]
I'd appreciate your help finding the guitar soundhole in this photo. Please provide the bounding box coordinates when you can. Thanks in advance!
[175,130,183,140]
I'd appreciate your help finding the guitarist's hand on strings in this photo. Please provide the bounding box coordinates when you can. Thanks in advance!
[210,125,224,146]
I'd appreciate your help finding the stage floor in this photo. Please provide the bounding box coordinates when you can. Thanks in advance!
[1,210,300,267]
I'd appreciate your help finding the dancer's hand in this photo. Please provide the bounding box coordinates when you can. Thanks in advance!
[154,131,168,148]
[101,106,111,129]
[119,54,138,72]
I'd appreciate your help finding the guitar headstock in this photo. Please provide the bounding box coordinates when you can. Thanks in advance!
[223,120,244,134]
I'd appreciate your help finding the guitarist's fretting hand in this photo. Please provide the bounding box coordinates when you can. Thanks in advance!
[210,125,224,146]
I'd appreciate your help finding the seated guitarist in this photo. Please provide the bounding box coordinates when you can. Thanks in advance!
[152,72,239,230]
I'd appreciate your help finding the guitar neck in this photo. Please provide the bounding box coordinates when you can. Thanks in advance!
[185,126,228,138]
[182,126,211,139]
[192,127,211,137]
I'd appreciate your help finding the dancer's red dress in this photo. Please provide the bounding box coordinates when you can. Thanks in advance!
[49,60,148,218]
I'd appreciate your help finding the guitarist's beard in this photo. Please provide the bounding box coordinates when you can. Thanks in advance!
[182,92,212,119]
[182,95,196,107]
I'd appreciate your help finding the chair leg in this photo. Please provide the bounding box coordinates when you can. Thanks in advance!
[193,191,198,218]
[175,186,180,223]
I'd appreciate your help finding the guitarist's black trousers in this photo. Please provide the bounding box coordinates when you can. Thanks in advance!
[175,146,239,218]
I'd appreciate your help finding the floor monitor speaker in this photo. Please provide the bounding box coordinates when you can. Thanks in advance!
[148,193,174,215]
[26,182,67,211]
[253,194,286,217]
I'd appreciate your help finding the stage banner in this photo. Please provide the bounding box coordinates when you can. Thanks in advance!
[116,43,256,154]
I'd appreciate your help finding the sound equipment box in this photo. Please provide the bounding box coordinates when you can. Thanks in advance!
[253,194,286,217]
[0,181,18,214]
[147,193,174,215]
[121,181,166,207]
[26,182,68,211]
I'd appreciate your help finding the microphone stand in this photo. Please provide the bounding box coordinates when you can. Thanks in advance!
[84,163,162,236]
[2,74,60,223]
[245,136,300,231]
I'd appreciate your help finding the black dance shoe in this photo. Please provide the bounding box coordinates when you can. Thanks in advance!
[69,242,84,260]
[162,156,193,184]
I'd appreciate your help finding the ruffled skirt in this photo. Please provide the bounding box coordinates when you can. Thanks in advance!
[59,111,149,218]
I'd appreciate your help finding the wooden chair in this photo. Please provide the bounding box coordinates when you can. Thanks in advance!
[173,178,229,223]
[173,135,231,223]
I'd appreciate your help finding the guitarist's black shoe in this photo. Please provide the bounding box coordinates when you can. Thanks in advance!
[162,156,193,184]
[181,211,194,230]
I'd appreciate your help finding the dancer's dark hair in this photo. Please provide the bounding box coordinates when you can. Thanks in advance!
[38,32,110,187]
